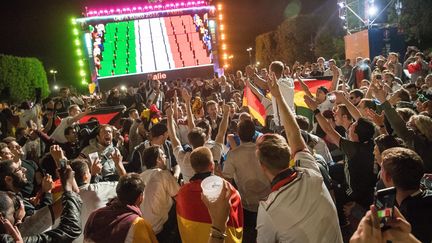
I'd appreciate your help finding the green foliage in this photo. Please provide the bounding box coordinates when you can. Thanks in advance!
[0,54,50,103]
[387,0,432,47]
[256,32,276,68]
[314,32,346,61]
[255,15,345,66]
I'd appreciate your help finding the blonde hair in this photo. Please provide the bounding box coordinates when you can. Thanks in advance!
[413,115,432,141]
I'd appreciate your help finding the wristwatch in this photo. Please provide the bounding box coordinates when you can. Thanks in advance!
[313,108,321,115]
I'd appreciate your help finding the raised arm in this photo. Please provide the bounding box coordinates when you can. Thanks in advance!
[296,75,313,98]
[329,66,340,92]
[214,103,230,145]
[181,88,195,131]
[252,73,269,91]
[246,65,268,91]
[372,84,414,144]
[69,107,92,124]
[43,116,54,133]
[247,79,270,102]
[334,91,361,121]
[112,149,127,177]
[304,95,342,147]
[173,90,179,121]
[166,105,181,148]
[268,72,307,154]
[366,74,383,99]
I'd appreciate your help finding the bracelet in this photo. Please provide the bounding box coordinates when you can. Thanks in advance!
[210,226,227,239]
[210,233,225,240]
[210,225,224,233]
[313,108,321,115]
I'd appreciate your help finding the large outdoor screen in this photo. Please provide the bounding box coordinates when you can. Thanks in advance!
[86,13,213,79]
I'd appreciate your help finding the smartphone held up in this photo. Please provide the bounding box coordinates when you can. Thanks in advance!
[374,187,396,230]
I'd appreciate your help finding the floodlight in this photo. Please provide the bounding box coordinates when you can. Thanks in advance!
[368,5,378,16]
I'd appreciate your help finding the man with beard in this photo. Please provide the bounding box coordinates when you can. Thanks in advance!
[0,159,82,242]
[80,124,122,181]
[0,143,54,217]
[4,139,43,198]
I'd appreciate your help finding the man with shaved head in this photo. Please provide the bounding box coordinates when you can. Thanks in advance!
[175,146,244,243]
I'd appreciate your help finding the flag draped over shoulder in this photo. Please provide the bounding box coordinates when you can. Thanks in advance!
[176,180,243,243]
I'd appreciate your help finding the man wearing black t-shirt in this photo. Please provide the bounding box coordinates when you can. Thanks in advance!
[381,147,432,243]
[305,96,377,227]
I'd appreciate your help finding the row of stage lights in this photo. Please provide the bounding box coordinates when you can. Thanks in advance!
[217,4,232,70]
[86,1,208,17]
[71,20,88,86]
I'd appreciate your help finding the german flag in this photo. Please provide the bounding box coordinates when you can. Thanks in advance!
[55,105,126,127]
[242,79,332,125]
[243,86,266,125]
[176,179,243,243]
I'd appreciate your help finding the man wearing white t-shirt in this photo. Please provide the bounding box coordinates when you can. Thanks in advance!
[50,105,90,143]
[166,101,229,183]
[248,62,295,128]
[255,72,342,243]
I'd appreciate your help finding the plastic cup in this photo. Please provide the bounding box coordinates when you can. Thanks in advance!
[201,175,223,202]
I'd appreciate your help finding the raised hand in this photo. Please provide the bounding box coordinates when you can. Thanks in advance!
[267,71,282,98]
[388,90,402,106]
[332,90,347,104]
[91,158,103,176]
[173,90,178,103]
[245,65,255,77]
[201,181,231,232]
[0,215,23,243]
[50,145,66,166]
[181,88,192,103]
[166,103,174,118]
[59,166,79,193]
[41,174,54,193]
[304,95,318,111]
[371,81,388,104]
[382,207,414,242]
[349,205,382,243]
[331,65,340,77]
[365,109,385,127]
[222,102,230,115]
[111,149,123,166]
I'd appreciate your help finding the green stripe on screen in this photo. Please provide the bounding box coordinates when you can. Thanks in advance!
[99,21,136,77]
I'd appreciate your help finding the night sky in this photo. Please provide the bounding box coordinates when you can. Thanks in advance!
[0,0,337,87]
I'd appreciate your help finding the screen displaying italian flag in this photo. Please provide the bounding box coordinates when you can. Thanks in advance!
[89,13,213,78]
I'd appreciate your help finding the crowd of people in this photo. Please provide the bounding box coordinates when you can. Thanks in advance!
[0,45,432,243]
